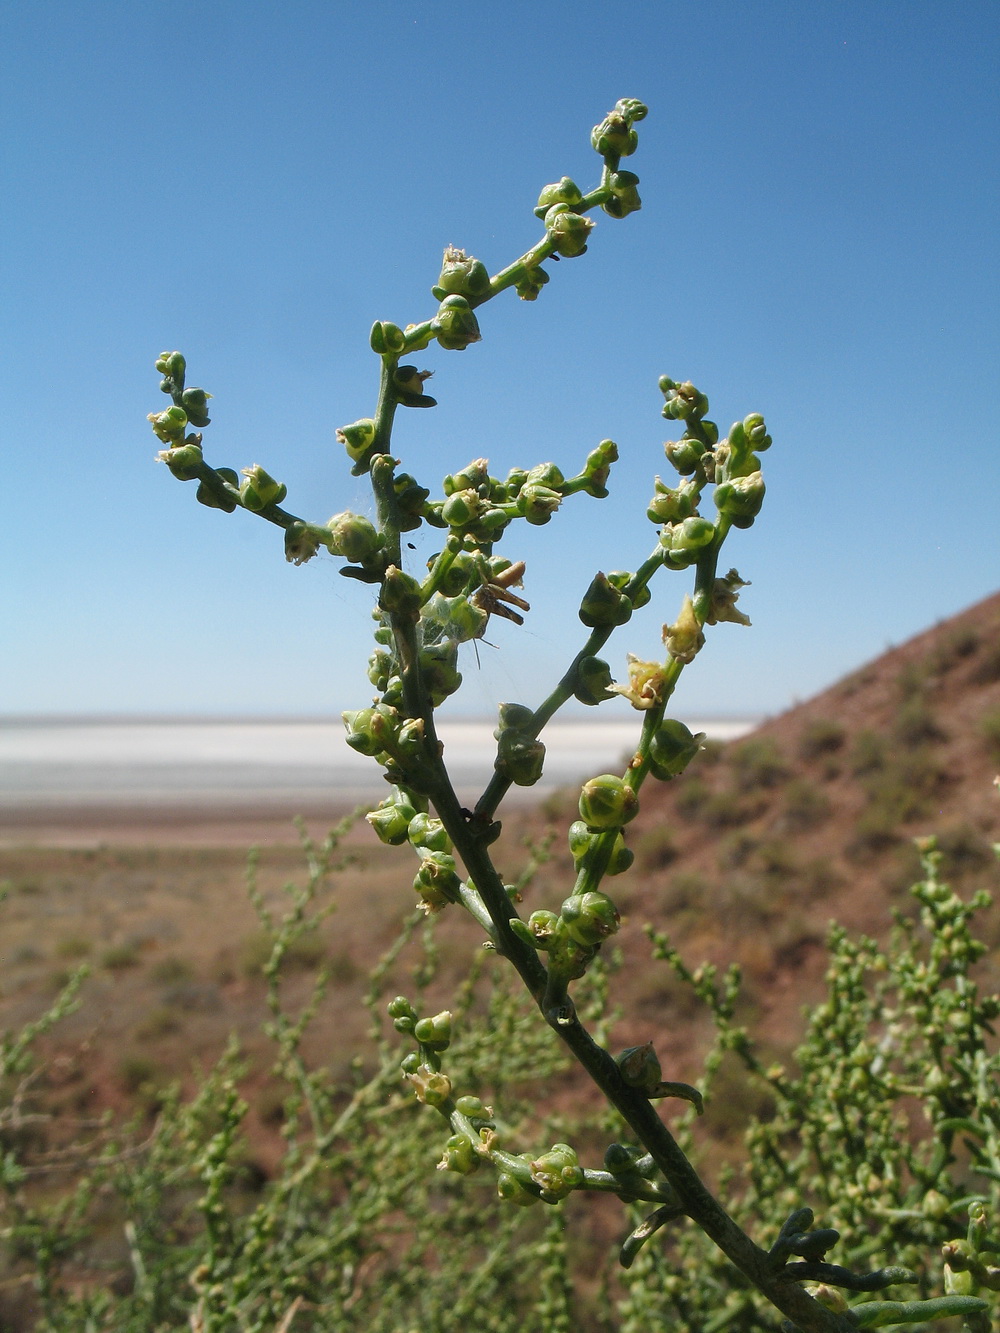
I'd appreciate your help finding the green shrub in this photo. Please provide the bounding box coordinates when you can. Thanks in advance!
[781,777,832,831]
[797,717,846,760]
[728,737,789,788]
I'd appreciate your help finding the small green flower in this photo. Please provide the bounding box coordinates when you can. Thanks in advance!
[560,891,621,946]
[239,464,287,512]
[432,246,491,302]
[432,294,482,350]
[534,177,584,218]
[543,204,594,258]
[648,719,705,780]
[578,774,639,830]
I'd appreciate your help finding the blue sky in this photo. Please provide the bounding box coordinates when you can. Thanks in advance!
[2,1,998,721]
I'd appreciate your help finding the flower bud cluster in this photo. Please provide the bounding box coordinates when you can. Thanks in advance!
[494,703,545,787]
[591,98,648,164]
[529,1143,584,1202]
[522,887,621,981]
[408,812,461,913]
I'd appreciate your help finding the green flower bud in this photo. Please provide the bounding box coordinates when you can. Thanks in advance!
[431,246,491,301]
[424,592,488,643]
[714,471,765,526]
[543,204,594,258]
[420,641,463,705]
[662,515,717,554]
[180,388,212,428]
[607,833,634,875]
[455,1094,486,1117]
[438,1133,478,1175]
[369,320,406,356]
[617,1042,662,1092]
[336,418,377,462]
[408,812,451,854]
[342,708,385,757]
[648,720,705,780]
[647,477,696,524]
[580,438,618,497]
[742,413,772,452]
[560,891,621,946]
[497,1167,540,1207]
[283,521,321,565]
[326,511,381,563]
[534,177,584,219]
[518,482,562,525]
[504,467,529,497]
[441,488,482,528]
[579,572,632,628]
[579,774,639,830]
[197,470,239,513]
[574,656,613,706]
[515,265,550,301]
[664,437,706,475]
[530,1143,583,1201]
[448,458,492,494]
[413,857,458,914]
[366,796,416,846]
[367,647,394,691]
[399,1051,421,1075]
[392,364,437,408]
[432,294,481,351]
[239,464,287,511]
[591,114,637,159]
[406,1065,452,1107]
[414,1010,453,1051]
[568,820,593,868]
[155,350,186,382]
[606,570,650,609]
[387,995,417,1023]
[156,440,203,481]
[659,377,709,422]
[603,170,642,219]
[148,405,189,443]
[528,910,561,948]
[496,730,546,787]
[393,472,430,523]
[379,566,422,621]
[526,461,565,489]
[663,594,704,665]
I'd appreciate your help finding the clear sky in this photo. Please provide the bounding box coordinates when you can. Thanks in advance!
[2,1,998,722]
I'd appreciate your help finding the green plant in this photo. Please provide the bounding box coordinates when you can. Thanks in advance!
[142,102,996,1332]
